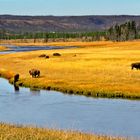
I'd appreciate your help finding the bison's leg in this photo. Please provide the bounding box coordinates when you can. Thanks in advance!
[136,66,139,70]
[38,72,40,77]
[14,74,19,83]
[34,73,37,78]
[32,74,35,78]
[36,71,40,77]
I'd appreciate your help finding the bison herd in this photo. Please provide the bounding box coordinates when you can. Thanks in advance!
[28,53,62,78]
[28,53,61,78]
[38,53,61,59]
[8,60,140,92]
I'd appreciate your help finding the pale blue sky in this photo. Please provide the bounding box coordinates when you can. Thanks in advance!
[0,0,140,16]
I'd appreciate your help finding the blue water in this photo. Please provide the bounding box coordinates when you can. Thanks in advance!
[0,78,140,138]
[0,45,75,54]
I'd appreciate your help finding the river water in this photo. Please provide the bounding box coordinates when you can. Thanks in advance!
[0,78,140,138]
[0,45,73,54]
[0,45,140,138]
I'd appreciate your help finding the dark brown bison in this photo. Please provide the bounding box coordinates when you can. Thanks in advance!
[39,54,46,58]
[45,55,50,59]
[53,53,61,56]
[39,54,49,59]
[29,69,40,78]
[131,63,140,70]
[14,74,19,83]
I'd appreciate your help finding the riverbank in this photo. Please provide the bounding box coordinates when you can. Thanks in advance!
[1,39,140,47]
[0,123,124,140]
[0,46,9,51]
[0,39,113,47]
[0,41,140,99]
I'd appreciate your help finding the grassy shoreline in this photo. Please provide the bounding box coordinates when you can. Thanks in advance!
[1,39,140,47]
[0,46,9,51]
[1,71,140,100]
[0,41,140,99]
[0,123,125,140]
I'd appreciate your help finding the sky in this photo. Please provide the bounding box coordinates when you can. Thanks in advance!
[0,0,140,16]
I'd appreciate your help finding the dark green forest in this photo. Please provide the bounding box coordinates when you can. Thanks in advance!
[107,21,138,41]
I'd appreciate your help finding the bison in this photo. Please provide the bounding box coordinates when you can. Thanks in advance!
[131,62,140,70]
[45,55,50,59]
[39,54,46,58]
[29,69,40,78]
[14,74,19,83]
[53,53,61,56]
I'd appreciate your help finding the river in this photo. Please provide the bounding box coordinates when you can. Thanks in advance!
[0,45,74,54]
[0,78,140,138]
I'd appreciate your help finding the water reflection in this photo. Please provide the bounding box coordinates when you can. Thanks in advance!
[14,84,19,92]
[30,88,41,96]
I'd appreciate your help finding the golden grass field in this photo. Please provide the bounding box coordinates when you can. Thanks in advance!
[0,123,125,140]
[0,41,140,99]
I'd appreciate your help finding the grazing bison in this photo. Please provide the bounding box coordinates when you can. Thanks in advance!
[39,54,46,58]
[29,69,40,78]
[131,63,140,70]
[53,53,61,56]
[14,74,19,83]
[39,54,49,59]
[45,55,50,59]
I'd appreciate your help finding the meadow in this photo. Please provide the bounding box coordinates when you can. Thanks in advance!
[0,41,140,99]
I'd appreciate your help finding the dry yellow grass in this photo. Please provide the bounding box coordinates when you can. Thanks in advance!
[0,46,8,51]
[0,123,125,140]
[0,39,114,47]
[0,41,140,99]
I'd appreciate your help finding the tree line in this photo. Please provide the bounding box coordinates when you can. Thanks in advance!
[0,21,139,42]
[0,31,106,42]
[107,21,138,41]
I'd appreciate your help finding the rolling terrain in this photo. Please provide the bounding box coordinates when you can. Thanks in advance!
[1,15,140,32]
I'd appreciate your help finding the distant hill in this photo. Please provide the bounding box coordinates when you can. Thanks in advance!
[1,15,140,33]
